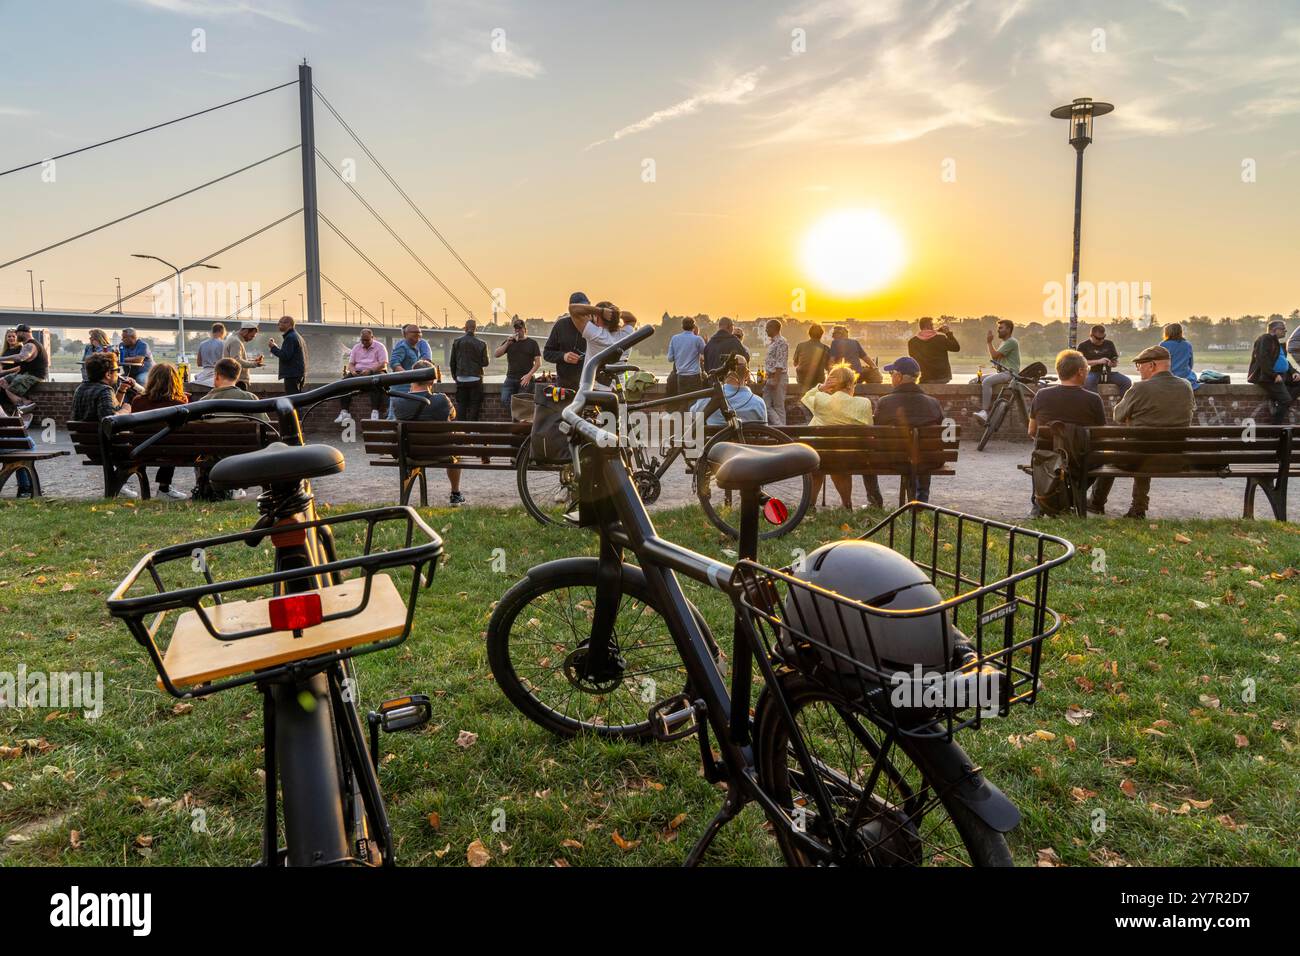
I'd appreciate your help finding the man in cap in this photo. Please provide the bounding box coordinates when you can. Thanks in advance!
[543,292,589,391]
[0,324,47,418]
[223,319,264,386]
[1087,344,1194,518]
[1248,318,1300,425]
[876,355,945,503]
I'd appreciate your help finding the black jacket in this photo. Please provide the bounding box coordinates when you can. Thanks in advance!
[702,331,749,377]
[543,318,586,390]
[1248,332,1286,385]
[269,329,306,380]
[875,382,944,427]
[907,331,959,384]
[449,333,489,382]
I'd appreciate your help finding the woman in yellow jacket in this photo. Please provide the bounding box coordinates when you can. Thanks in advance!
[800,365,884,510]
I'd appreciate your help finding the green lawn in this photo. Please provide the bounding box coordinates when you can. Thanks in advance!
[1,499,1297,866]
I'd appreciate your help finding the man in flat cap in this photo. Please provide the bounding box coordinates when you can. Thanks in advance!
[1087,344,1194,518]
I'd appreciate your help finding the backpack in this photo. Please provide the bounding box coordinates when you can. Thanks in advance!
[1031,422,1089,516]
[1198,369,1230,384]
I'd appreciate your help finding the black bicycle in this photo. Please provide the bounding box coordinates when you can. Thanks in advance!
[517,364,811,538]
[975,360,1054,451]
[106,370,444,867]
[489,325,1075,865]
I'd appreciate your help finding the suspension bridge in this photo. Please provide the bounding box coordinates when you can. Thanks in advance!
[0,61,519,369]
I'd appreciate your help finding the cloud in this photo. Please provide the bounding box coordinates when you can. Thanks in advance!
[993,0,1033,35]
[586,70,763,148]
[126,0,314,31]
[421,2,544,83]
[0,106,36,117]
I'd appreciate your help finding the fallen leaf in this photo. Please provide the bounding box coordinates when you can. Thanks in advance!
[1119,779,1138,799]
[466,839,491,867]
[1173,533,1192,544]
[560,838,583,850]
[455,730,478,748]
[611,830,641,852]
[427,811,441,830]
[1070,786,1098,803]
[1234,734,1249,749]
[1035,847,1063,867]
[1064,706,1094,726]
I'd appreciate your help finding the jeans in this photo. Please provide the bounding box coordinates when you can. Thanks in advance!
[340,375,388,417]
[980,371,1013,412]
[1258,378,1300,424]
[15,434,35,494]
[282,377,305,396]
[501,377,522,407]
[763,378,788,426]
[861,474,883,506]
[155,466,176,491]
[1085,370,1132,396]
[456,381,484,421]
[904,472,931,503]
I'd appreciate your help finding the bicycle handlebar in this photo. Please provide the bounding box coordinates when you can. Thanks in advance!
[563,324,656,447]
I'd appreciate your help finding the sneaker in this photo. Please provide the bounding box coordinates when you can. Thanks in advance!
[370,410,380,420]
[231,488,248,499]
[20,414,33,430]
[161,486,188,500]
[16,491,33,499]
[17,402,36,415]
[334,410,350,424]
[118,487,139,499]
[1122,508,1146,519]
[973,409,989,423]
[449,491,466,506]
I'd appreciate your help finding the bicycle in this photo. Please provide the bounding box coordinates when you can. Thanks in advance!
[975,360,1055,451]
[106,370,444,867]
[517,364,812,538]
[488,325,1075,865]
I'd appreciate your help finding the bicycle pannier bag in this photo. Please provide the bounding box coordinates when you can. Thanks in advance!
[530,383,573,464]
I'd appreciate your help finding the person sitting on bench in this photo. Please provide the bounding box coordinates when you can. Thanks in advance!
[1249,319,1300,425]
[392,359,465,506]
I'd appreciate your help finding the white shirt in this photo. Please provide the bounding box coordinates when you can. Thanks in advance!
[581,322,637,390]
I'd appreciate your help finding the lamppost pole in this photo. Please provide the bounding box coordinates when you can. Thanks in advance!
[1051,97,1113,349]
[132,254,219,365]
[115,277,123,313]
[26,270,35,311]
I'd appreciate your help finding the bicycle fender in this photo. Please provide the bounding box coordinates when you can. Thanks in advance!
[906,736,1021,833]
[523,557,647,590]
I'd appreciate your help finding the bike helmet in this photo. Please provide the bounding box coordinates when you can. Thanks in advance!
[782,540,956,680]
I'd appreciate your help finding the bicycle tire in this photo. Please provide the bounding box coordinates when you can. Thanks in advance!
[487,559,715,739]
[754,673,1012,867]
[976,399,1009,452]
[516,453,578,527]
[696,423,812,539]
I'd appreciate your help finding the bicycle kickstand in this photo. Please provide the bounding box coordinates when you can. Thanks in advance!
[683,787,745,868]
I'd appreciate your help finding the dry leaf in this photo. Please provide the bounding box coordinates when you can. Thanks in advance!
[455,730,478,748]
[1064,706,1094,726]
[427,811,440,830]
[1070,786,1098,803]
[611,830,641,851]
[1035,847,1062,867]
[1173,533,1192,544]
[666,813,687,831]
[1234,734,1249,749]
[1119,779,1138,799]
[466,839,491,867]
[560,838,583,849]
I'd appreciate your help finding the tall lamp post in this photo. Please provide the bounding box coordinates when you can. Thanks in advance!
[1050,96,1113,348]
[132,254,219,366]
[26,270,35,310]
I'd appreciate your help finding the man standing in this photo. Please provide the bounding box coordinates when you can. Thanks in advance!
[875,356,944,504]
[793,323,831,391]
[117,328,153,386]
[828,326,873,381]
[336,328,389,422]
[267,315,307,395]
[1248,319,1300,425]
[0,325,47,419]
[223,320,264,385]
[667,317,706,398]
[570,300,638,387]
[386,323,434,419]
[543,292,589,391]
[495,317,541,406]
[1025,349,1106,516]
[973,319,1021,424]
[762,319,789,426]
[907,317,960,385]
[195,323,226,386]
[1078,324,1132,396]
[702,316,749,378]
[449,318,489,420]
[1087,345,1194,518]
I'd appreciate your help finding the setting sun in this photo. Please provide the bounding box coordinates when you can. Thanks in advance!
[800,209,906,297]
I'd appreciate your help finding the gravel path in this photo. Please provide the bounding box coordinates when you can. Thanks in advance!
[17,432,1293,523]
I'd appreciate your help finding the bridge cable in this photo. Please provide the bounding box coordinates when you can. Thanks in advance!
[0,145,301,272]
[217,270,306,324]
[317,211,435,325]
[93,208,303,314]
[320,272,380,325]
[312,85,497,300]
[315,148,473,317]
[0,79,299,179]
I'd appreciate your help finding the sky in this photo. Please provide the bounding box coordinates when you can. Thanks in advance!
[1,0,1298,328]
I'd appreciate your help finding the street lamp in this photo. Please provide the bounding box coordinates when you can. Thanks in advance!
[115,277,123,314]
[299,293,304,318]
[132,254,219,366]
[38,279,45,311]
[26,270,35,310]
[1050,96,1113,348]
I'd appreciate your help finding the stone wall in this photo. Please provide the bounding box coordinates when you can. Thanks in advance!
[21,379,1279,441]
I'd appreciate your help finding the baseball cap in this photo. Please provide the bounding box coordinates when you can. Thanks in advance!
[569,292,590,306]
[15,324,31,333]
[1133,345,1170,364]
[240,319,259,330]
[883,356,920,376]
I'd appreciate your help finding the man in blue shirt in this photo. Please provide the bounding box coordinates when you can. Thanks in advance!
[1249,319,1300,424]
[117,328,153,385]
[690,358,766,426]
[386,322,436,419]
[667,317,706,398]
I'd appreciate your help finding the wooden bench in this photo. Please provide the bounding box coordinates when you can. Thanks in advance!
[0,416,68,497]
[360,419,531,505]
[1031,425,1297,520]
[778,423,961,505]
[68,419,272,499]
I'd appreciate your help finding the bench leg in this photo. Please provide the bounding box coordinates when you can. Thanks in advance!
[0,463,13,496]
[418,468,428,507]
[399,468,415,507]
[1243,478,1259,519]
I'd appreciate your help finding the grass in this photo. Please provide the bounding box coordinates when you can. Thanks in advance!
[1,498,1297,867]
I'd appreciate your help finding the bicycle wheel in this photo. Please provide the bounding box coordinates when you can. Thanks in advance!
[516,453,578,527]
[754,673,1012,867]
[487,559,714,739]
[976,399,1008,452]
[696,424,812,539]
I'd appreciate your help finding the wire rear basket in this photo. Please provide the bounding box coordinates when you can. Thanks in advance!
[107,506,443,698]
[731,503,1075,740]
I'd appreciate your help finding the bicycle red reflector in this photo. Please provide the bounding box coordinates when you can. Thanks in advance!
[763,498,789,525]
[269,593,323,632]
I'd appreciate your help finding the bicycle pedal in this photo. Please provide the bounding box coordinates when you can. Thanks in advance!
[372,694,432,733]
[648,693,700,742]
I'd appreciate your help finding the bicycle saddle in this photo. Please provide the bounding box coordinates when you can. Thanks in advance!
[210,442,345,490]
[706,441,819,490]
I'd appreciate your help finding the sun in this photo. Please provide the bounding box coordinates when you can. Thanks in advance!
[800,209,906,296]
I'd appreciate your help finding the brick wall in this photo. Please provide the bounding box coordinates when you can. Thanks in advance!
[23,379,1279,442]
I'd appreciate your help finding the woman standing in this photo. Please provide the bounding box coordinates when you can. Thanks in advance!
[1162,323,1200,390]
[800,365,883,511]
[81,329,113,382]
[128,362,190,499]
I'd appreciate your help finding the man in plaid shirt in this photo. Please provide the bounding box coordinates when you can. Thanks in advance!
[763,319,789,426]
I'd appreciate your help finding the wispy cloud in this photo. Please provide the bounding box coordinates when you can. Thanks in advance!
[0,106,37,117]
[779,0,904,39]
[126,0,314,31]
[421,1,543,83]
[993,0,1033,35]
[586,70,763,148]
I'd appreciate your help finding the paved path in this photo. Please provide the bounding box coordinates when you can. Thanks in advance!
[18,432,1293,523]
